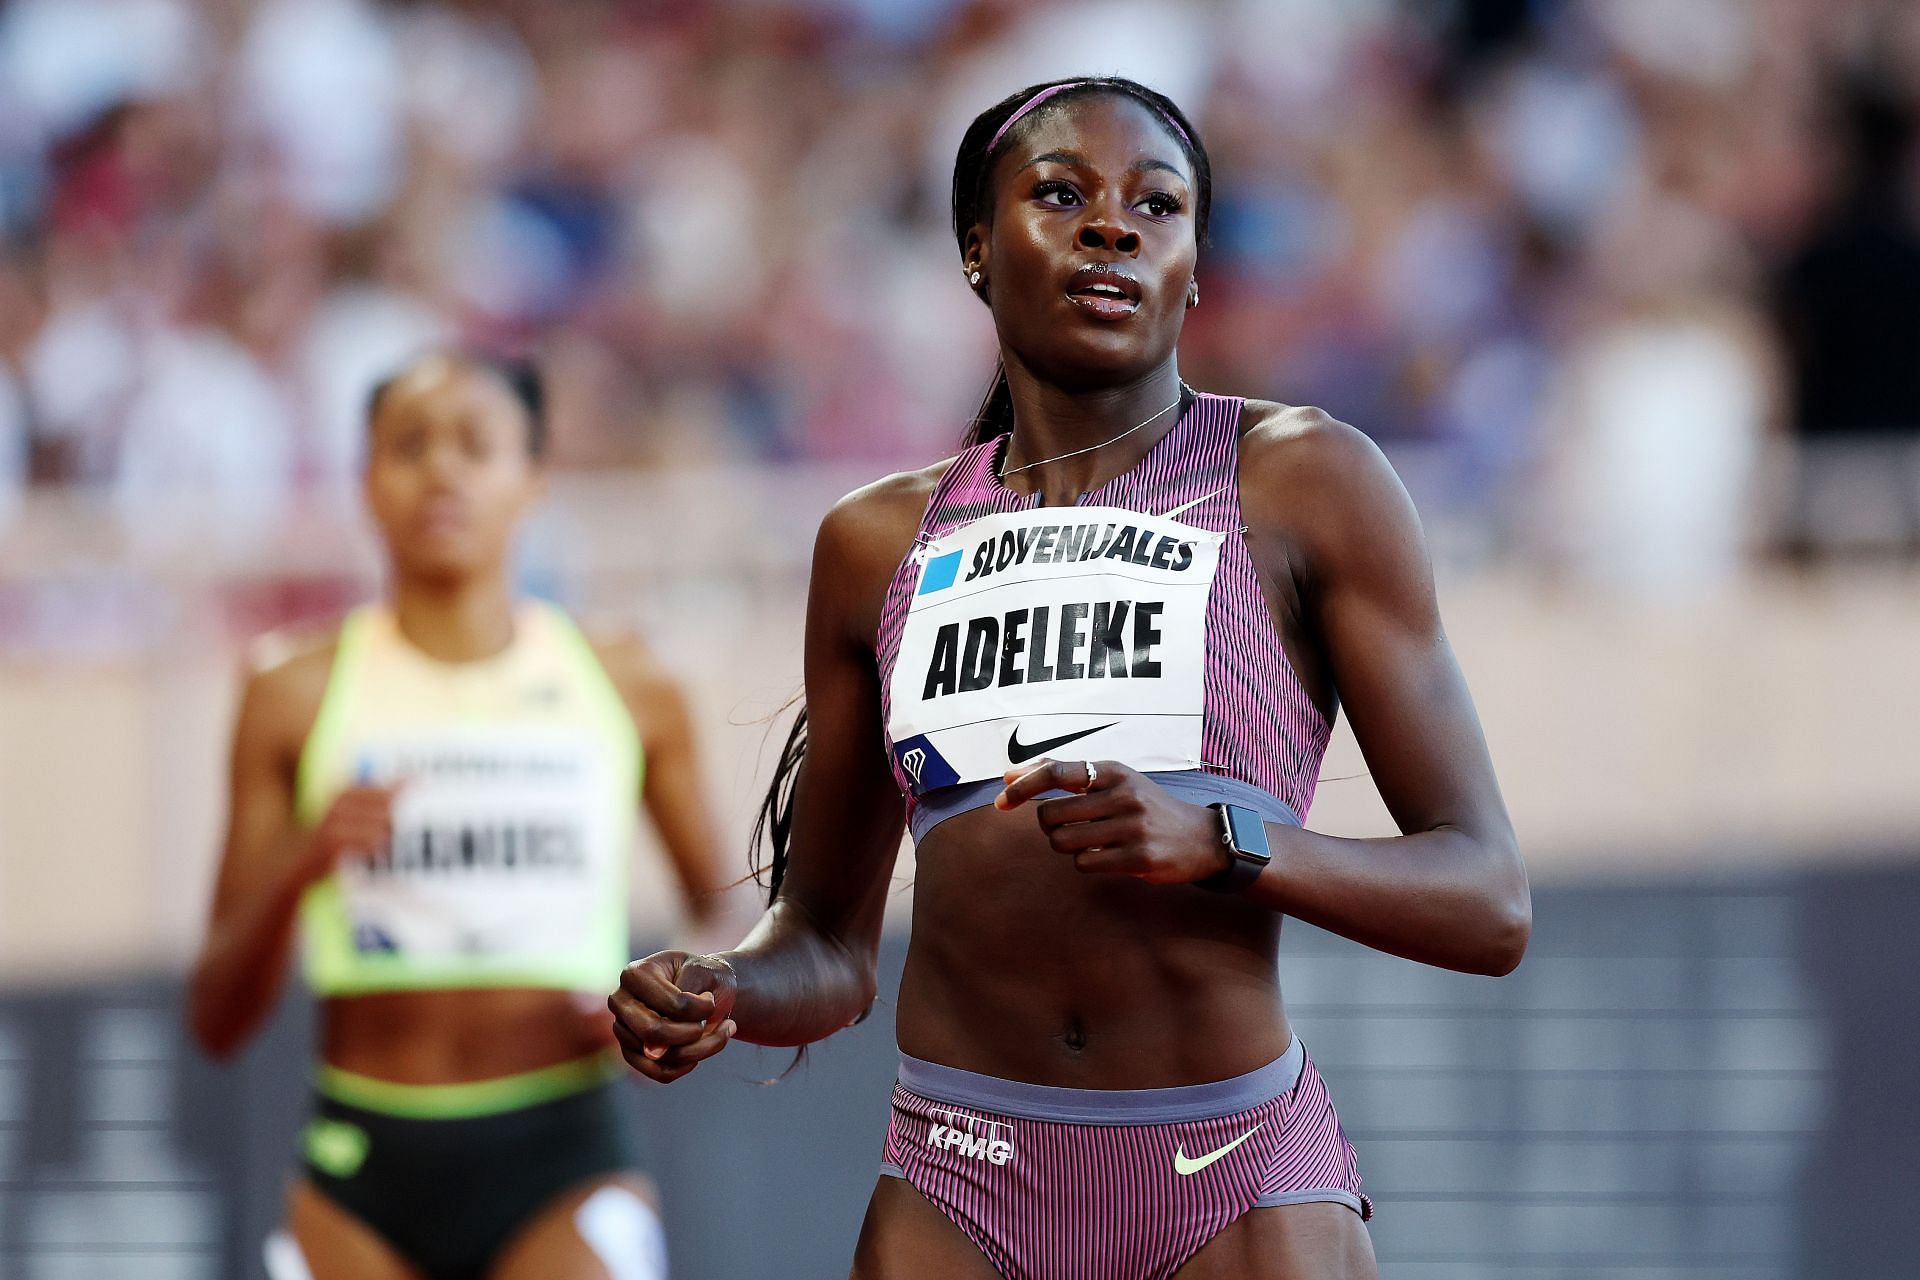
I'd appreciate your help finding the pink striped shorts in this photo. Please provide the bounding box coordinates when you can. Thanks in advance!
[879,1037,1369,1279]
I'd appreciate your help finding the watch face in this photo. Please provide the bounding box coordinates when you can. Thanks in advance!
[1224,805,1272,860]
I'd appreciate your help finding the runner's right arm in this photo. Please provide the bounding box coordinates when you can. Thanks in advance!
[186,649,393,1059]
[611,478,921,1080]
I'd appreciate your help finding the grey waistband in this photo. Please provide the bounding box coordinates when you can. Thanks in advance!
[908,770,1301,845]
[895,1037,1305,1125]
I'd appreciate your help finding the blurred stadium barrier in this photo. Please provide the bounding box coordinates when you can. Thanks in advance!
[5,875,1919,1278]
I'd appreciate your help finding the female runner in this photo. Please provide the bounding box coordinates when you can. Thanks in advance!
[611,77,1529,1280]
[190,351,727,1279]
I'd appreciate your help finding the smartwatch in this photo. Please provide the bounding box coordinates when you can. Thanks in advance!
[1198,802,1271,893]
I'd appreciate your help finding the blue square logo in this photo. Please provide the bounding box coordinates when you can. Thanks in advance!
[917,550,962,595]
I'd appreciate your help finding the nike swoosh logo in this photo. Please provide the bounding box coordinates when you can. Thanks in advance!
[1006,722,1116,764]
[1172,1123,1264,1176]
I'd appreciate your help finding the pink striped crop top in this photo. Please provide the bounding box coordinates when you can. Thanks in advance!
[875,392,1332,843]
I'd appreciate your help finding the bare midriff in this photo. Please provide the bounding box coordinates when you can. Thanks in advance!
[896,802,1293,1089]
[319,987,612,1084]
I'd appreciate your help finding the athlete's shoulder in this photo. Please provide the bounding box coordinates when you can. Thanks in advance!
[235,622,341,752]
[572,621,698,758]
[1235,400,1426,583]
[244,622,339,700]
[576,621,678,710]
[817,458,954,567]
[811,460,957,639]
[826,459,952,528]
[1237,400,1385,477]
[1235,399,1409,528]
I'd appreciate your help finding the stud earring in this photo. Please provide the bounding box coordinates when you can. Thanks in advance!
[969,270,982,287]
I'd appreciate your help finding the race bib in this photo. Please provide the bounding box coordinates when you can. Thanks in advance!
[888,504,1224,794]
[333,727,618,960]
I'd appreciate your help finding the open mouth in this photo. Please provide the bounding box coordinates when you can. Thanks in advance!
[1065,264,1142,319]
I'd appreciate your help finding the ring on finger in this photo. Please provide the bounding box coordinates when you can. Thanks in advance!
[1085,761,1098,789]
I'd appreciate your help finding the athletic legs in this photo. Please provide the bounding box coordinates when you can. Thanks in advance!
[489,1174,668,1280]
[276,1180,420,1280]
[1172,1202,1378,1280]
[273,1174,668,1280]
[851,1176,1001,1280]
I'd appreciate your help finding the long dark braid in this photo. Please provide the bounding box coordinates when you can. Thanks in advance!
[749,701,807,900]
[749,78,1212,902]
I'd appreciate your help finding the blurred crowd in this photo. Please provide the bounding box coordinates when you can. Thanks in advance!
[2,0,1919,575]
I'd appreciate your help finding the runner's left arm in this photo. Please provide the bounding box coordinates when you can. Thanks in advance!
[597,635,731,924]
[999,409,1530,976]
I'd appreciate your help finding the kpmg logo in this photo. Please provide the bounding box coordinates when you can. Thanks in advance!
[927,1107,1014,1165]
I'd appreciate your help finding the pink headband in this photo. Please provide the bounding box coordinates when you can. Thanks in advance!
[987,81,1192,154]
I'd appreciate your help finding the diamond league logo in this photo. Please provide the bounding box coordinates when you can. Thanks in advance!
[891,735,958,792]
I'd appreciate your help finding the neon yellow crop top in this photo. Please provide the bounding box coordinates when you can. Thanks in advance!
[295,602,641,996]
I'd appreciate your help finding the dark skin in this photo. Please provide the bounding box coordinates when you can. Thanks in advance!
[188,358,727,1279]
[612,95,1528,1278]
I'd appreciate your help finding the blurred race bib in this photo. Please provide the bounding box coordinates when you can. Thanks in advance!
[336,727,617,960]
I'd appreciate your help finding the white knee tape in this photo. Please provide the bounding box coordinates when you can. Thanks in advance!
[263,1229,315,1280]
[575,1185,669,1280]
